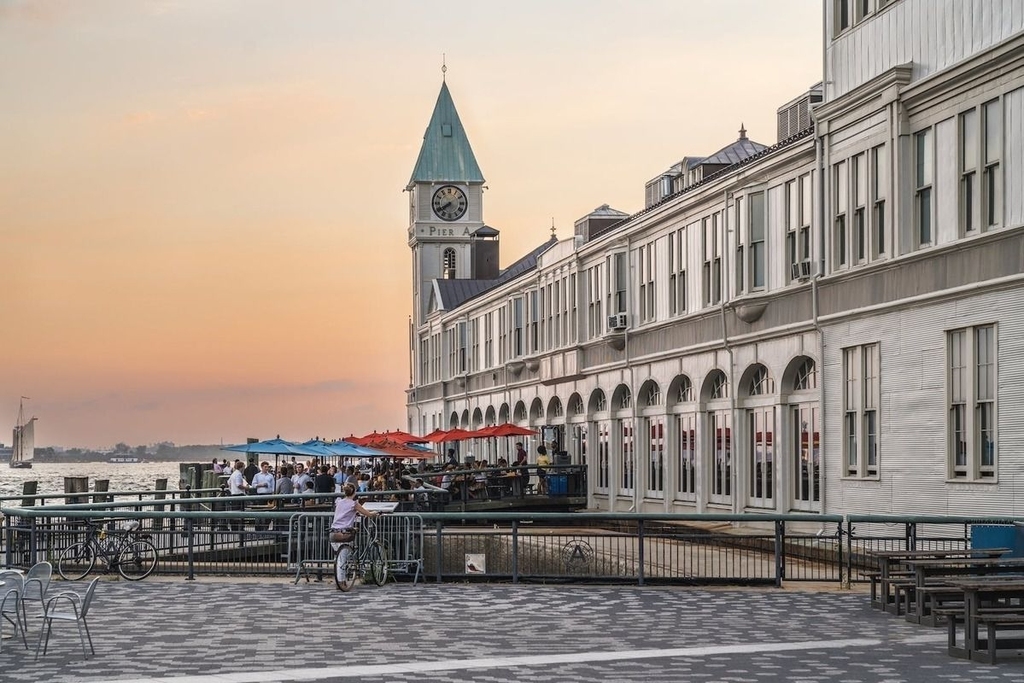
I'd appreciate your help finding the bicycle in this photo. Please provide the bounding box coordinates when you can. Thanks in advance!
[332,516,389,592]
[56,520,159,581]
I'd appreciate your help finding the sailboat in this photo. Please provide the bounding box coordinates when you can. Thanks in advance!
[10,397,36,469]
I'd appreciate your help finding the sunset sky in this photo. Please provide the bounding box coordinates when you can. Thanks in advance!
[0,1,822,449]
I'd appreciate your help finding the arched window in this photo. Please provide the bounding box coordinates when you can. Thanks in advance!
[711,371,729,400]
[677,377,693,403]
[794,358,817,391]
[750,365,775,396]
[442,248,457,280]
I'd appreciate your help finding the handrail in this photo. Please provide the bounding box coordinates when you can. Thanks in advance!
[848,514,1024,525]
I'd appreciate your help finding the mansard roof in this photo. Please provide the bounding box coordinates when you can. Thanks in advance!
[700,125,767,165]
[408,82,485,187]
[433,236,558,312]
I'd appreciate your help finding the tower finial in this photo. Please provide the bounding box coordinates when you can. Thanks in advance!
[738,122,747,140]
[550,218,556,238]
[441,53,447,82]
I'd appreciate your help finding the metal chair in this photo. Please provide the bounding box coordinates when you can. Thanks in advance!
[0,571,28,651]
[22,561,52,625]
[35,577,99,660]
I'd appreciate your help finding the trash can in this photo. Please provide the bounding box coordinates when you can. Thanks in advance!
[971,524,1024,558]
[549,474,568,496]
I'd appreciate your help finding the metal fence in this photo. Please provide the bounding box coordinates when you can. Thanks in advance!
[4,497,1022,586]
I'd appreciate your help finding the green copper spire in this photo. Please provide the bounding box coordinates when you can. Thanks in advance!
[408,82,484,186]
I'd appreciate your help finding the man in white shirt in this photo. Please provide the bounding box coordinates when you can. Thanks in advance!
[249,461,275,530]
[227,461,249,531]
[292,463,312,500]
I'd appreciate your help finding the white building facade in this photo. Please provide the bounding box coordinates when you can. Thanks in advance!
[406,0,1024,516]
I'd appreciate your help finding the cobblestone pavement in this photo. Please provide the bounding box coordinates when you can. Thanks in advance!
[3,578,1023,682]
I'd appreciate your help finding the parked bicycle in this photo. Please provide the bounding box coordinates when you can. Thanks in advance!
[56,520,159,581]
[333,516,389,591]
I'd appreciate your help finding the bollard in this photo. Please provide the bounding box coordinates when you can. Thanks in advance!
[20,481,37,508]
[94,479,110,504]
[154,478,168,531]
[64,476,89,505]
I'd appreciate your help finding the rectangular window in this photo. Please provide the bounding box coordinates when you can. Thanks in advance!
[619,419,634,495]
[676,414,696,499]
[786,180,798,282]
[610,252,627,314]
[871,145,887,256]
[512,297,523,358]
[852,153,866,262]
[915,129,933,246]
[596,422,610,492]
[638,243,655,323]
[484,314,493,368]
[586,265,603,339]
[835,0,851,34]
[800,172,812,263]
[734,199,745,294]
[960,109,979,234]
[833,160,848,267]
[749,192,765,289]
[647,418,665,498]
[949,324,997,480]
[668,228,687,316]
[708,411,732,504]
[470,318,479,373]
[498,307,507,364]
[983,99,1002,228]
[748,407,774,507]
[569,273,577,343]
[843,343,880,477]
[702,217,714,306]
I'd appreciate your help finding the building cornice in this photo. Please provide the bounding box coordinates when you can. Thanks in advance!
[812,63,913,127]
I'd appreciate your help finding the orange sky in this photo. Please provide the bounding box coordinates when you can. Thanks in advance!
[0,1,822,449]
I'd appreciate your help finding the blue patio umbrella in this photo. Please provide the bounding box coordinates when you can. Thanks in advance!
[303,439,385,459]
[222,438,324,457]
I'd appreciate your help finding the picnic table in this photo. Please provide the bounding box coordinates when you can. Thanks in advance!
[902,555,1024,625]
[943,576,1024,664]
[867,548,1009,613]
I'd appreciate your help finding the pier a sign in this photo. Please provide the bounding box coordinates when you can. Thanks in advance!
[415,225,475,238]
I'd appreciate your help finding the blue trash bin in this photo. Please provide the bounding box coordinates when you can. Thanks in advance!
[971,524,1024,558]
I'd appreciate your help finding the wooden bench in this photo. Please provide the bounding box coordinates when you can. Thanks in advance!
[973,612,1024,664]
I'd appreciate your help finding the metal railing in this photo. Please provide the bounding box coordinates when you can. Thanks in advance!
[5,498,1022,586]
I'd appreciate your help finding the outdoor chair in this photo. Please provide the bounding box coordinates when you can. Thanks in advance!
[22,561,52,625]
[0,572,28,651]
[35,577,99,660]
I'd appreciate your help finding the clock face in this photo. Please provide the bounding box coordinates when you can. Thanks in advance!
[431,185,468,221]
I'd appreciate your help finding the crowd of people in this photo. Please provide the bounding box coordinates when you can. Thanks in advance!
[210,439,556,515]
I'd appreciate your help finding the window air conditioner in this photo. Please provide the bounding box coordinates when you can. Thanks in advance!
[791,260,813,281]
[607,313,628,330]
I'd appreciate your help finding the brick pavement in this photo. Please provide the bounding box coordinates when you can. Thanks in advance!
[3,578,1023,682]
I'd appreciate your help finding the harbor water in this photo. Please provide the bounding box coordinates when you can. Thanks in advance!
[0,461,189,500]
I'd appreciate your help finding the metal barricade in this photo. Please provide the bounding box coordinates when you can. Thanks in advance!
[366,513,424,584]
[290,512,333,583]
[289,512,424,585]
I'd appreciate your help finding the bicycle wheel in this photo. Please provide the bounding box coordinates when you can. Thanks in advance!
[366,541,389,586]
[117,538,158,580]
[57,542,96,581]
[335,545,356,592]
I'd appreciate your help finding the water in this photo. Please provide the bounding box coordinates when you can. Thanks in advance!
[0,460,190,500]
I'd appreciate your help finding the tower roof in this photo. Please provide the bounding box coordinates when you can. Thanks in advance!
[408,82,485,187]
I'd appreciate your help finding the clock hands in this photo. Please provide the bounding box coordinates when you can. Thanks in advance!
[439,201,453,213]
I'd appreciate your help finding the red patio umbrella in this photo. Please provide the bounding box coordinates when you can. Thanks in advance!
[360,438,434,459]
[422,428,451,444]
[440,427,477,442]
[480,423,537,437]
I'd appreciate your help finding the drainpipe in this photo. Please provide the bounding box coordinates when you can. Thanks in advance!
[814,120,828,519]
[720,190,738,514]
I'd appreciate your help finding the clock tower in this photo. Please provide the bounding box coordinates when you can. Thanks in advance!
[406,80,485,327]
